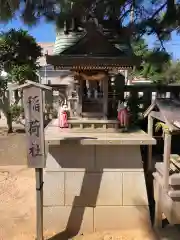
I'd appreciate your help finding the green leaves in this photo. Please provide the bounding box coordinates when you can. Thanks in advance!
[155,121,169,136]
[0,0,20,22]
[132,38,171,81]
[0,1,180,50]
[8,65,38,84]
[0,75,8,91]
[9,104,24,122]
[132,37,180,84]
[159,61,180,84]
[0,29,42,71]
[0,28,41,89]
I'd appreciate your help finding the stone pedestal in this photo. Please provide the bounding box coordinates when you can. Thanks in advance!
[43,144,152,236]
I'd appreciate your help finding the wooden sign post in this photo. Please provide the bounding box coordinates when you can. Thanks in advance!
[10,80,52,240]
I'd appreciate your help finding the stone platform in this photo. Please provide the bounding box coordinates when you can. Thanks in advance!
[68,118,120,132]
[43,121,156,236]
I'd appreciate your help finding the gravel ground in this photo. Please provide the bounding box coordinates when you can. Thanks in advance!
[0,166,36,240]
[0,128,179,240]
[0,165,157,240]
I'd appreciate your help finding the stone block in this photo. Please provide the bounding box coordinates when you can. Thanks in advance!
[96,172,122,206]
[44,206,93,235]
[45,145,95,171]
[43,171,64,206]
[65,172,100,207]
[94,206,151,231]
[123,172,148,206]
[95,145,143,171]
[162,188,180,224]
[65,172,122,206]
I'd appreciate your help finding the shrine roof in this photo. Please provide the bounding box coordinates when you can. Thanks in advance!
[144,98,180,133]
[46,19,140,69]
[9,80,52,91]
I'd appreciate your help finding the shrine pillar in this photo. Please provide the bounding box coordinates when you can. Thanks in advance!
[102,74,109,119]
[78,78,83,117]
[74,74,83,117]
[126,69,133,85]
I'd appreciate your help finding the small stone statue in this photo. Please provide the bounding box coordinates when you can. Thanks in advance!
[58,105,68,128]
[94,88,98,99]
[87,88,91,98]
[117,100,129,130]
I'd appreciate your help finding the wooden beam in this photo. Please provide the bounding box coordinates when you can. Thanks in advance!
[103,75,108,119]
[9,80,52,91]
[150,111,165,122]
[78,78,83,117]
[168,190,180,199]
[155,162,177,177]
[153,172,162,227]
[163,133,172,191]
[169,173,180,186]
[143,100,156,118]
[147,114,153,171]
[170,154,180,170]
[35,168,44,240]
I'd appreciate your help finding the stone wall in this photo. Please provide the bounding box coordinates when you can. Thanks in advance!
[43,144,151,236]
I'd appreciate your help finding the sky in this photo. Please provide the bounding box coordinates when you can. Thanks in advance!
[1,18,180,60]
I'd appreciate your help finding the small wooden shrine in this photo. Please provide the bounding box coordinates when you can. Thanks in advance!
[144,98,180,227]
[46,18,140,122]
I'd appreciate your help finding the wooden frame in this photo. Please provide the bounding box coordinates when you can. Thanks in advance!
[76,73,109,119]
[147,110,172,188]
[144,98,180,228]
[144,98,180,172]
[147,114,153,171]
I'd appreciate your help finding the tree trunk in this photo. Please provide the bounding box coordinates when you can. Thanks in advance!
[14,90,20,104]
[6,111,13,133]
[0,91,13,133]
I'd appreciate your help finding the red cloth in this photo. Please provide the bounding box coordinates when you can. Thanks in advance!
[117,108,129,127]
[59,111,68,128]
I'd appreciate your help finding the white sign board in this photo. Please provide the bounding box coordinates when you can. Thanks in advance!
[23,86,45,168]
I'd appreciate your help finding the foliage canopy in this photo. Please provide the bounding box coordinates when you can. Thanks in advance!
[132,38,171,82]
[0,28,42,132]
[1,0,180,47]
[0,29,42,86]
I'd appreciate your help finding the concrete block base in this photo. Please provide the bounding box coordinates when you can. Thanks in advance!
[44,206,151,235]
[43,145,151,236]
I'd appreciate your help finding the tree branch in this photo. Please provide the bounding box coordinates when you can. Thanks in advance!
[149,1,167,21]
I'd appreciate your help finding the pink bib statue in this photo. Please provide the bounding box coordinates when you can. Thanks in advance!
[58,105,68,128]
[117,101,129,128]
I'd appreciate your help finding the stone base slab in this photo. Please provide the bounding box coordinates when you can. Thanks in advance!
[44,206,151,235]
[43,144,151,235]
[43,171,148,207]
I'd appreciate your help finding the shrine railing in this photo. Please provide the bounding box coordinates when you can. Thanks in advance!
[44,83,180,121]
[109,84,180,114]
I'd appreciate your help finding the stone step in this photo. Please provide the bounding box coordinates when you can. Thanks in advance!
[155,163,180,186]
[68,119,120,131]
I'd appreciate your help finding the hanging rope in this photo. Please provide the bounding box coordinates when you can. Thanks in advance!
[74,71,107,81]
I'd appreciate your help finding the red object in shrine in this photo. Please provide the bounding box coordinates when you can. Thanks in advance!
[59,109,68,128]
[117,103,129,128]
